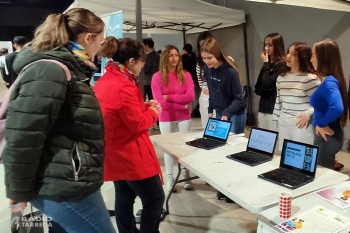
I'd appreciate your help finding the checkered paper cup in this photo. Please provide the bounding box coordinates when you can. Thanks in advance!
[279,192,292,218]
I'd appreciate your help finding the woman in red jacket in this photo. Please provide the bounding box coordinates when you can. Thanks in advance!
[94,37,165,233]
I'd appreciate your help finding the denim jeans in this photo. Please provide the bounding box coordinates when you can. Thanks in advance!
[216,109,247,134]
[313,126,344,169]
[30,190,115,233]
[113,175,165,233]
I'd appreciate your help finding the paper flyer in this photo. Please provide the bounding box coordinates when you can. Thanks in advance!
[315,181,350,210]
[275,205,350,233]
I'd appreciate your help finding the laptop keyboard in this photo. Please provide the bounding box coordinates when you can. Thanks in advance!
[194,138,221,147]
[270,169,309,183]
[236,151,269,162]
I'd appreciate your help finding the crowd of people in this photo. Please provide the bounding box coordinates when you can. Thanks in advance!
[0,7,349,233]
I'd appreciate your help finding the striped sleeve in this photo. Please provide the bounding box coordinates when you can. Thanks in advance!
[196,63,207,89]
[272,75,282,121]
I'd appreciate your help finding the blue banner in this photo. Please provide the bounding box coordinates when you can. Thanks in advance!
[101,11,123,74]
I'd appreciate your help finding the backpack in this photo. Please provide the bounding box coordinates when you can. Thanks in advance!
[0,59,71,160]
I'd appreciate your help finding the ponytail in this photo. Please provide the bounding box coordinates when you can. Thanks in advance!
[30,8,104,52]
[100,36,118,58]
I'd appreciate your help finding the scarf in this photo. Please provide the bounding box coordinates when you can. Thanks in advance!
[110,62,140,88]
[67,41,98,76]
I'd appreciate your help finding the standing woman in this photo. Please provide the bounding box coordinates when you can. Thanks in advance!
[310,39,348,169]
[2,8,115,232]
[94,37,165,233]
[152,45,194,192]
[196,31,214,128]
[255,33,286,131]
[201,38,246,133]
[273,42,320,151]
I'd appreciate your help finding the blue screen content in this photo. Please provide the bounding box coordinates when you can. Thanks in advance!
[204,119,230,140]
[283,142,318,172]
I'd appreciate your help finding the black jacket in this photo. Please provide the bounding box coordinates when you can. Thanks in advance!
[254,61,286,114]
[144,51,160,85]
[4,52,18,86]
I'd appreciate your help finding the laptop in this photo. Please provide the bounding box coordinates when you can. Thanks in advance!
[258,139,320,190]
[185,118,232,150]
[226,127,278,166]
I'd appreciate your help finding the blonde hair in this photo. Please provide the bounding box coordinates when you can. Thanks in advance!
[30,8,104,52]
[200,38,242,82]
[159,45,185,86]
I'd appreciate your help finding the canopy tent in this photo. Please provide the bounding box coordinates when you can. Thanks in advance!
[245,0,350,13]
[66,0,245,34]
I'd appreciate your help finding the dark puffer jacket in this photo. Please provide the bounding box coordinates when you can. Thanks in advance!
[2,47,105,203]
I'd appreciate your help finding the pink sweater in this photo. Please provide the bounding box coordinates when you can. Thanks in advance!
[151,71,194,122]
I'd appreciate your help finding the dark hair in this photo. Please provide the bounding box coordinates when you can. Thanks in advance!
[143,38,154,48]
[157,50,161,54]
[13,36,29,46]
[197,31,213,68]
[314,39,348,126]
[282,42,315,76]
[100,36,146,66]
[30,8,104,52]
[264,33,285,63]
[0,48,8,55]
[183,44,193,53]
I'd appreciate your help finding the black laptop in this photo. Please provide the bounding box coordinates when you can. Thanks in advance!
[186,118,232,150]
[226,127,278,166]
[258,139,320,190]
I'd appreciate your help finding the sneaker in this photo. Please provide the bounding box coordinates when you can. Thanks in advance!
[335,160,344,171]
[167,174,177,192]
[154,124,159,130]
[183,168,193,190]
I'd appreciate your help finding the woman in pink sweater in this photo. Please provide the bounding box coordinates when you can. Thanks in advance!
[152,45,194,192]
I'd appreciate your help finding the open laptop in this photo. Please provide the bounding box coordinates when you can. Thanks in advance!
[186,118,232,150]
[258,139,320,190]
[226,127,278,166]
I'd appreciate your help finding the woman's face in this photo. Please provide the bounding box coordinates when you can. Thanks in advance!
[286,45,299,70]
[84,30,105,61]
[128,57,145,76]
[264,37,274,56]
[311,46,318,71]
[167,49,179,69]
[201,52,219,68]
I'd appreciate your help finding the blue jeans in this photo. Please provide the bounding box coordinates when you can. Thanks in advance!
[114,175,165,233]
[30,190,115,233]
[216,109,247,134]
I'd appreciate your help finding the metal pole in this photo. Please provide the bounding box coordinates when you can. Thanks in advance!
[182,27,186,47]
[136,0,142,43]
[243,21,253,126]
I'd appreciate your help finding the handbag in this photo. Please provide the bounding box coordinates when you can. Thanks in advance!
[11,206,45,233]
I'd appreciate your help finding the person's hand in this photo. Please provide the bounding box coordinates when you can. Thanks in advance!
[296,113,309,129]
[149,106,160,116]
[148,100,162,113]
[162,95,168,100]
[208,113,213,118]
[184,104,190,109]
[221,116,228,121]
[316,125,334,142]
[9,200,27,213]
[261,51,269,62]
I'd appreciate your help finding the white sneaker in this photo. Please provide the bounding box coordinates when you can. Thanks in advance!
[167,174,177,192]
[183,169,193,190]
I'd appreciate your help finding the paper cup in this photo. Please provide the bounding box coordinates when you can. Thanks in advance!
[279,192,292,218]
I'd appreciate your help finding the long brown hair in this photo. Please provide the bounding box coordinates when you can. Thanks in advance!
[281,42,316,76]
[197,31,213,68]
[314,39,348,127]
[264,33,285,63]
[30,8,104,52]
[159,45,185,86]
[200,38,241,81]
[100,36,146,65]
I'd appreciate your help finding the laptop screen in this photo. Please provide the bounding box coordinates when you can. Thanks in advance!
[204,118,231,141]
[247,128,278,155]
[281,139,319,176]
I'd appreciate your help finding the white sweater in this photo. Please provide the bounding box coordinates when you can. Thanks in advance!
[273,72,321,121]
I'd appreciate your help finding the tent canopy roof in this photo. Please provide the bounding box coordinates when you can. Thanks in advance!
[67,0,245,34]
[245,0,350,13]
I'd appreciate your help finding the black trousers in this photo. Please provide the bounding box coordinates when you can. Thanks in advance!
[144,85,153,101]
[114,175,165,233]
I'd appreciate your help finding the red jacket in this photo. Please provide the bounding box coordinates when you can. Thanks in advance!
[94,63,163,183]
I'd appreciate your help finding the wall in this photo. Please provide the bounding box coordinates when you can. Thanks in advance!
[202,0,350,148]
[123,33,183,52]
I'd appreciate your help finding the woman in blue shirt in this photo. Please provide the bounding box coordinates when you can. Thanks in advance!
[310,39,348,169]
